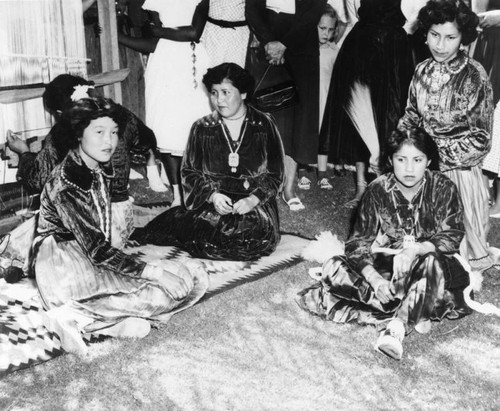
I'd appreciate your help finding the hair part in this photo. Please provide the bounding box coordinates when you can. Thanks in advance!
[418,0,479,45]
[383,128,440,172]
[202,63,255,96]
[59,97,122,150]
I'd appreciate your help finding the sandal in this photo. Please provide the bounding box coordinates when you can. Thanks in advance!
[318,177,333,190]
[297,176,311,190]
[281,193,305,211]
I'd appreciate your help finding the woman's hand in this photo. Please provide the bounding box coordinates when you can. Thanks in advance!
[392,247,419,279]
[212,193,233,215]
[375,279,394,304]
[142,265,191,301]
[6,130,29,154]
[478,11,500,29]
[232,195,260,215]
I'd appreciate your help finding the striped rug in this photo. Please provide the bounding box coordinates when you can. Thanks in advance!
[0,234,309,377]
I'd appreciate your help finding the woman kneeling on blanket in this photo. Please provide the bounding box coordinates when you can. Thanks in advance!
[131,63,285,261]
[30,97,208,356]
[298,128,472,361]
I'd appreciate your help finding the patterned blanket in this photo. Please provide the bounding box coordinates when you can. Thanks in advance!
[0,234,309,377]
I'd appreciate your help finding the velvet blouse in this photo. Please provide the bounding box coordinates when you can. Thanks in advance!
[33,150,146,277]
[345,170,465,274]
[182,105,285,210]
[398,51,494,171]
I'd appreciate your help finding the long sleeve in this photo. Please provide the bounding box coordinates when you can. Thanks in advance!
[43,185,146,277]
[121,107,157,157]
[16,132,63,195]
[246,0,326,53]
[345,184,382,273]
[456,70,493,165]
[182,121,221,210]
[245,0,277,45]
[425,175,464,254]
[247,114,285,204]
[398,56,494,171]
[398,74,422,132]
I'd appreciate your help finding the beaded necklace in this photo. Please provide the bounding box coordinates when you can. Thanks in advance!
[391,177,426,249]
[90,169,111,241]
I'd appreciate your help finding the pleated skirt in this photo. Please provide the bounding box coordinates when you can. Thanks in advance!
[35,236,208,329]
[444,166,492,269]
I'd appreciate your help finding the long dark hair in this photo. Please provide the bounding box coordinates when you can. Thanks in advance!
[59,97,123,150]
[383,128,440,173]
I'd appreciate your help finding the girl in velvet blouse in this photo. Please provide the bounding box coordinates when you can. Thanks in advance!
[31,97,207,356]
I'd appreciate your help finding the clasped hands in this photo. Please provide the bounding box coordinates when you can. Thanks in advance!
[264,41,286,65]
[375,246,420,304]
[211,192,259,215]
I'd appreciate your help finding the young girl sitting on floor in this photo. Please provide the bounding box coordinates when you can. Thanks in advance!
[298,128,471,361]
[30,96,207,356]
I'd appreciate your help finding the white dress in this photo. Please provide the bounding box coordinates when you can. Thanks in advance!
[143,0,211,155]
[200,0,249,68]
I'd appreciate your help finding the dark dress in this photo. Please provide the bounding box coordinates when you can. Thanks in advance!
[473,0,500,105]
[298,171,471,330]
[246,0,326,164]
[319,0,414,165]
[132,106,285,261]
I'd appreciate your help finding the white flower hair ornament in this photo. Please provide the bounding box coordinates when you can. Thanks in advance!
[70,84,95,102]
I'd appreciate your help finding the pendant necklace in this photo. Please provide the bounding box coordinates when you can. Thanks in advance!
[221,116,248,173]
[391,178,426,249]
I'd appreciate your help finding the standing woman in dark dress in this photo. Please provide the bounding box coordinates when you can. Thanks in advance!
[246,0,327,211]
[319,0,415,207]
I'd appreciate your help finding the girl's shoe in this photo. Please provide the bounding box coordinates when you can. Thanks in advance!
[318,177,333,190]
[297,176,311,190]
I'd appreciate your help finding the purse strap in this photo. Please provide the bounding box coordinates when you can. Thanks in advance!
[254,64,273,92]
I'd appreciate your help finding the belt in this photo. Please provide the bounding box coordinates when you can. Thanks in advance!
[207,16,247,29]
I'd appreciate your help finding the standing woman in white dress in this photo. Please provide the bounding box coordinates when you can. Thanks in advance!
[120,0,211,207]
[200,0,250,68]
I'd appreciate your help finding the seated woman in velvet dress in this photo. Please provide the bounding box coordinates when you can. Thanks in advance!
[298,128,471,361]
[31,97,207,356]
[132,63,285,260]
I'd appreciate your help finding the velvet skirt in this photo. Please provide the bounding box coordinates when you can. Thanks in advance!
[132,199,281,261]
[35,236,208,332]
[297,252,470,331]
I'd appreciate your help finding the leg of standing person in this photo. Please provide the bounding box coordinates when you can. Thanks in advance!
[160,153,183,207]
[317,153,333,189]
[282,155,305,210]
[344,161,367,208]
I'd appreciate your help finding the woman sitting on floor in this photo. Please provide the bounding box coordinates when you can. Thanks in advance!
[298,128,471,361]
[30,96,207,356]
[131,63,285,260]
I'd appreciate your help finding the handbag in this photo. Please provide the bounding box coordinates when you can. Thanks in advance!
[252,65,298,113]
